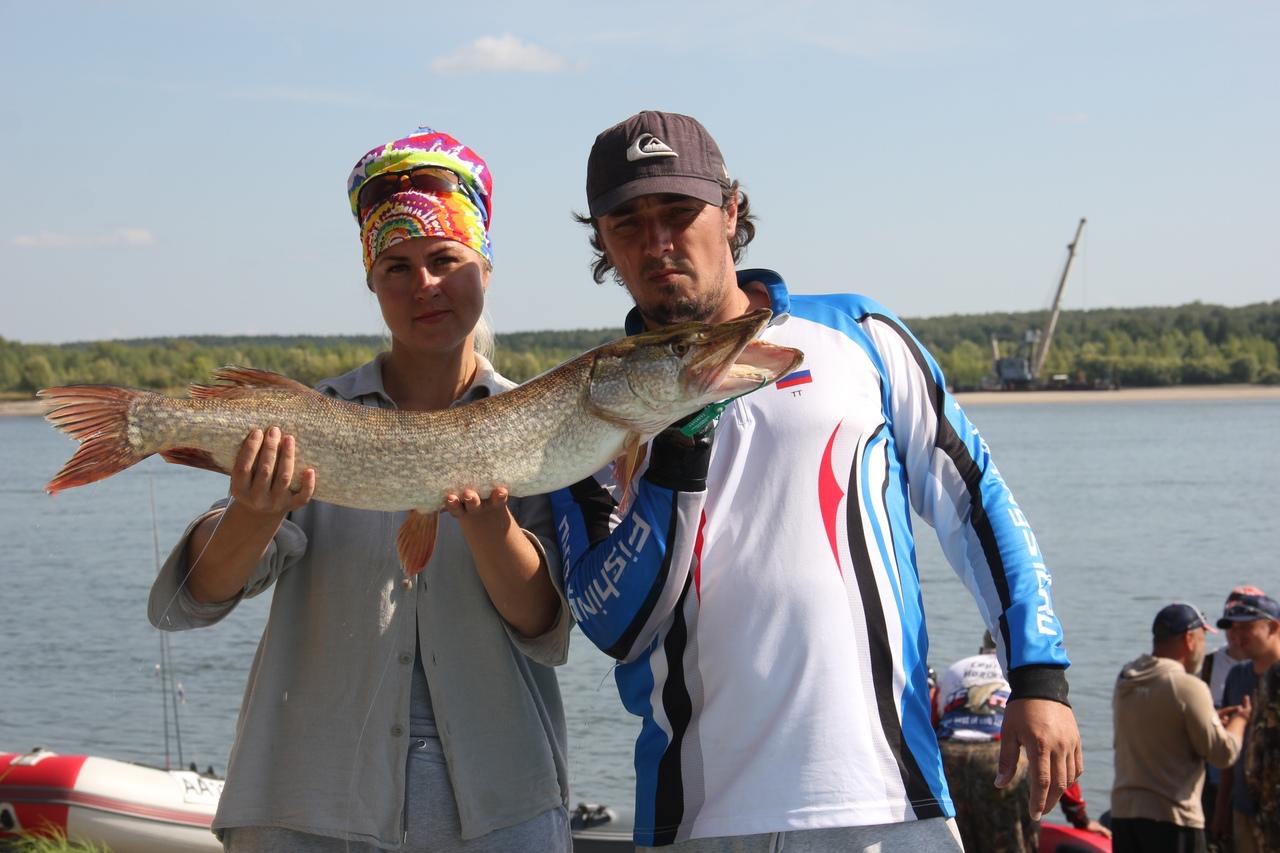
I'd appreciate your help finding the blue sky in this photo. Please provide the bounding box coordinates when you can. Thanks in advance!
[2,1,1276,343]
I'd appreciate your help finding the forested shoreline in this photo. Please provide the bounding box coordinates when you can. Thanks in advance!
[2,300,1277,396]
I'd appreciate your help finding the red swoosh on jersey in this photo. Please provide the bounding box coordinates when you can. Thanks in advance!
[818,421,845,577]
[693,510,706,599]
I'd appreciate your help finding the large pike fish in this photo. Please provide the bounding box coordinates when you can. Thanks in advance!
[41,309,803,574]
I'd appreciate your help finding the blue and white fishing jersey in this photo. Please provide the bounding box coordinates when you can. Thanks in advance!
[551,269,1070,846]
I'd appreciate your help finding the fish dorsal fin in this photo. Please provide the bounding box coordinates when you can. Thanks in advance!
[189,366,318,399]
[397,509,439,578]
[611,431,648,515]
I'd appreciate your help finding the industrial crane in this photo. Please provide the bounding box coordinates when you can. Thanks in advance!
[992,217,1087,388]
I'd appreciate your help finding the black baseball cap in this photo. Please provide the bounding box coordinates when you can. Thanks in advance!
[586,111,731,217]
[1216,593,1280,629]
[1152,603,1216,640]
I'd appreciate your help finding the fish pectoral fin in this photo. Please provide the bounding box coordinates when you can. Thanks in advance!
[189,366,320,399]
[611,432,648,515]
[396,510,439,578]
[159,447,230,475]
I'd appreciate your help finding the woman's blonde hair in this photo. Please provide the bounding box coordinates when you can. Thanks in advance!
[472,312,495,361]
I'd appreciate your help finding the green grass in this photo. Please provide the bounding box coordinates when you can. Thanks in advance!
[1,831,110,852]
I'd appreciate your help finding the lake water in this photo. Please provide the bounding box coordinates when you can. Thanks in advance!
[2,397,1277,821]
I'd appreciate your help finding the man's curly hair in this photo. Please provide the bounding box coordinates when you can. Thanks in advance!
[573,182,757,285]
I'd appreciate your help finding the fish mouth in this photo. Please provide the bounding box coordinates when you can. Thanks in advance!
[682,309,803,396]
[715,339,806,396]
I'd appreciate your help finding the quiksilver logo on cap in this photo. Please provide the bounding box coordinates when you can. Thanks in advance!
[626,133,677,162]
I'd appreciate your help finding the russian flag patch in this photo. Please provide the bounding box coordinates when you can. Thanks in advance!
[776,369,813,389]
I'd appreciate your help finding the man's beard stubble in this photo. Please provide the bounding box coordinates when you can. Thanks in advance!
[634,253,732,327]
[642,287,720,326]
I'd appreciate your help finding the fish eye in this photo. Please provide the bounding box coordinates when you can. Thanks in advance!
[672,342,690,357]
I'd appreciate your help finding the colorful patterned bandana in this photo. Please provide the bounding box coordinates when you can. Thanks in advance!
[347,128,493,272]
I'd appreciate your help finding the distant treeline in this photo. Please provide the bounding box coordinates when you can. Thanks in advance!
[917,301,1280,389]
[2,301,1277,395]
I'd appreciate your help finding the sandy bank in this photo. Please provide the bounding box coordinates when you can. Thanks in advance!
[0,399,46,417]
[955,384,1280,406]
[2,384,1277,418]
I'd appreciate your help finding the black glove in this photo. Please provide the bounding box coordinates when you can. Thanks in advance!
[645,411,716,492]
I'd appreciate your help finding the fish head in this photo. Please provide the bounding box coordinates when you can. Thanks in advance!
[587,308,805,433]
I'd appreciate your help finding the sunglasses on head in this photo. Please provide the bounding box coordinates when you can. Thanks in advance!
[1225,603,1275,621]
[357,165,464,213]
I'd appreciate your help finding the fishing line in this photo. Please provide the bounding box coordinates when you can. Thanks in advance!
[149,475,176,770]
[149,473,187,768]
[150,464,402,848]
[152,494,234,631]
[597,661,618,692]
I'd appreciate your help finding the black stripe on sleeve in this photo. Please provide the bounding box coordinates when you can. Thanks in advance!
[651,573,696,846]
[603,496,682,660]
[568,476,617,548]
[847,424,945,819]
[867,313,1015,639]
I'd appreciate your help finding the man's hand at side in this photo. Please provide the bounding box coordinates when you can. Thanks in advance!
[995,698,1083,820]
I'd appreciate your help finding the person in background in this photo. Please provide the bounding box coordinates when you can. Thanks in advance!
[935,631,1034,852]
[1057,783,1107,840]
[1111,603,1250,853]
[1203,587,1266,704]
[935,632,1109,853]
[1244,659,1280,850]
[1213,593,1280,853]
[1201,585,1265,852]
[553,109,1081,852]
[148,127,572,852]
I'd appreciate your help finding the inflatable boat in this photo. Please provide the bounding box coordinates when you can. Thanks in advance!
[0,748,222,852]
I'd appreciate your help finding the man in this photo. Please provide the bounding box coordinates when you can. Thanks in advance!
[934,630,1034,852]
[1200,585,1265,848]
[1111,603,1250,853]
[1245,660,1280,850]
[1214,593,1280,853]
[935,632,1108,853]
[552,110,1081,851]
[1203,587,1266,704]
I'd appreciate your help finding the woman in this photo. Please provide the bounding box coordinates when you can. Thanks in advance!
[148,128,572,852]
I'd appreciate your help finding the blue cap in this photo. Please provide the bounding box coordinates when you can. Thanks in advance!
[1216,594,1280,629]
[1152,603,1215,640]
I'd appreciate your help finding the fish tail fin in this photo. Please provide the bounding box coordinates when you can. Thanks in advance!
[38,384,154,494]
[397,509,439,578]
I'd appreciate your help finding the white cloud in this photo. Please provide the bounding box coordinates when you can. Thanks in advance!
[12,232,76,249]
[12,228,157,249]
[432,35,570,74]
[110,228,156,247]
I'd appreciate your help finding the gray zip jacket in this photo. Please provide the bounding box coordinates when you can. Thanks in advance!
[148,355,571,847]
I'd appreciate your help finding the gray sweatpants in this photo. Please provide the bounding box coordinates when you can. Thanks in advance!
[637,817,965,853]
[222,734,570,852]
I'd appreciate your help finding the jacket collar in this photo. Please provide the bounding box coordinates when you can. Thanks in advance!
[316,352,506,408]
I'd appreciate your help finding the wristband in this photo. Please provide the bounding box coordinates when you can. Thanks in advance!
[1007,665,1071,707]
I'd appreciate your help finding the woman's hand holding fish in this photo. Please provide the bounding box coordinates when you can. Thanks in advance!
[230,426,316,515]
[443,487,510,522]
[184,427,315,604]
[447,487,561,639]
